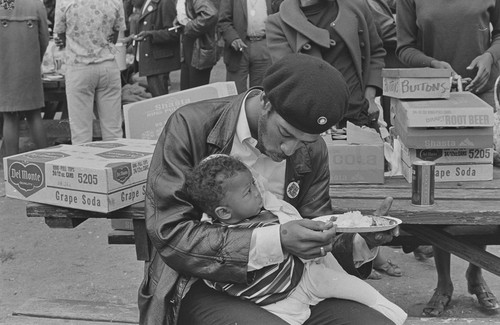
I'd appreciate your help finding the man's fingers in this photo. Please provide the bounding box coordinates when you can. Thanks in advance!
[374,197,393,217]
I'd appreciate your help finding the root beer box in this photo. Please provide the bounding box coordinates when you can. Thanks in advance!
[3,139,157,213]
[392,92,494,149]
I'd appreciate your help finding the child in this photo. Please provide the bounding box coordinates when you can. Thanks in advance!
[184,155,407,325]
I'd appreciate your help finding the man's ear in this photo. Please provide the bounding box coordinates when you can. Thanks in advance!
[214,206,232,221]
[261,93,272,112]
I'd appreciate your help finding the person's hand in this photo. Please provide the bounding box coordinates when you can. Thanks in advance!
[430,60,456,76]
[231,39,247,52]
[133,31,152,42]
[280,219,337,260]
[465,52,493,93]
[54,33,66,49]
[107,31,119,44]
[359,197,399,249]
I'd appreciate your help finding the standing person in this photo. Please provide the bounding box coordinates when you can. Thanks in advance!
[139,53,399,325]
[185,154,407,325]
[396,0,500,316]
[133,0,180,97]
[218,0,274,94]
[54,0,126,145]
[265,0,386,129]
[0,0,49,156]
[175,0,218,90]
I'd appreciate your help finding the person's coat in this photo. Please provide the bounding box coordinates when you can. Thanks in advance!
[137,0,181,76]
[266,0,386,94]
[218,0,274,72]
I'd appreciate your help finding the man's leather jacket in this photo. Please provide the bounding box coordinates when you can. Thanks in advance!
[138,90,371,325]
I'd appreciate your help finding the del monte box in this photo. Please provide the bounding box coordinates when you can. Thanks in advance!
[3,138,157,213]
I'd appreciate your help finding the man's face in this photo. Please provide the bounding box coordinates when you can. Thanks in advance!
[221,170,263,223]
[256,103,320,162]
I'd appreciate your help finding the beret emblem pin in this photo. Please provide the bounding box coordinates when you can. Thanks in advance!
[317,116,327,125]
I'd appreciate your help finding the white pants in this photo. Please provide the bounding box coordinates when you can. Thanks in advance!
[65,60,123,144]
[264,255,407,325]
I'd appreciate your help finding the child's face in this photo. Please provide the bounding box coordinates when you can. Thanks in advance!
[221,170,263,223]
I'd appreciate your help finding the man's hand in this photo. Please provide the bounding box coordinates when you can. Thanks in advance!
[54,33,66,49]
[360,197,399,249]
[231,39,247,52]
[107,30,119,44]
[133,31,152,42]
[280,219,337,259]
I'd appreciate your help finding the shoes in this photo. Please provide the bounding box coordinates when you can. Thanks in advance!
[413,246,434,261]
[374,259,402,277]
[368,269,382,280]
[468,283,500,310]
[423,290,452,317]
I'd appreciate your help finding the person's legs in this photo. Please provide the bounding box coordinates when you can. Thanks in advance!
[65,65,97,144]
[95,62,123,141]
[304,299,396,325]
[466,245,499,310]
[247,39,271,89]
[178,281,289,325]
[423,246,453,316]
[302,258,406,325]
[2,112,20,156]
[226,53,250,94]
[146,73,170,97]
[25,109,48,149]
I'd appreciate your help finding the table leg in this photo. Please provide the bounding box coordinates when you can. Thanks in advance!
[404,225,500,276]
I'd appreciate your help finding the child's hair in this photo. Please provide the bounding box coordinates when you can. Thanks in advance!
[185,155,250,217]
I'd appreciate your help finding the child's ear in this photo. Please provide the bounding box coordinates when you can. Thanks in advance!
[214,206,232,221]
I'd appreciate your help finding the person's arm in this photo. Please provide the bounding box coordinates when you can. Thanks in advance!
[145,108,253,284]
[218,0,245,51]
[53,0,67,49]
[135,0,180,44]
[396,0,435,68]
[363,0,386,97]
[466,0,500,92]
[183,0,218,38]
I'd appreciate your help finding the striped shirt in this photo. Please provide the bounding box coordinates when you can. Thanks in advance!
[205,211,304,305]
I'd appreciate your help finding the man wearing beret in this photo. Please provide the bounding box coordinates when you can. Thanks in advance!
[139,54,397,325]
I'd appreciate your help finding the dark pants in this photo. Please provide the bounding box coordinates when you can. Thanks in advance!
[178,281,394,325]
[180,36,213,90]
[146,73,170,97]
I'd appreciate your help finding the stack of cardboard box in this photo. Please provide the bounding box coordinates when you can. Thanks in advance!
[382,68,495,183]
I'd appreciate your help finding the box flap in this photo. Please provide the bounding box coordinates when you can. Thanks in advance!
[382,68,452,78]
[346,122,383,145]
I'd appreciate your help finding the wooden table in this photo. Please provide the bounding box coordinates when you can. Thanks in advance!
[26,168,500,275]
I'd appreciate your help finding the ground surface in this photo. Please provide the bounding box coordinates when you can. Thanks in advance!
[1,60,500,323]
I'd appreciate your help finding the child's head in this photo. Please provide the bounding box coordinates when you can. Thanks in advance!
[185,155,263,224]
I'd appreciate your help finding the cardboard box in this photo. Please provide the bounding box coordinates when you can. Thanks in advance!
[324,123,384,184]
[111,218,134,231]
[123,82,237,140]
[390,92,494,128]
[400,142,493,165]
[401,160,493,183]
[394,118,493,149]
[3,139,156,212]
[382,68,452,99]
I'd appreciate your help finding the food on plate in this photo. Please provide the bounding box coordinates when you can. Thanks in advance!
[328,211,396,228]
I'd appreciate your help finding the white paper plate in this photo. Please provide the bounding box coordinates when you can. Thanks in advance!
[312,215,402,233]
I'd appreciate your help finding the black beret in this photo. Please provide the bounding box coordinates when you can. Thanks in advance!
[263,54,350,134]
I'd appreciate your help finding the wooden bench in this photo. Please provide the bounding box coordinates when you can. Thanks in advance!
[1,298,138,325]
[3,298,500,325]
